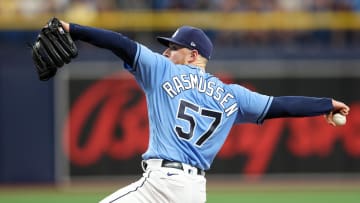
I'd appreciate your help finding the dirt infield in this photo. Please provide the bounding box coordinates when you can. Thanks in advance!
[206,174,360,191]
[1,175,360,203]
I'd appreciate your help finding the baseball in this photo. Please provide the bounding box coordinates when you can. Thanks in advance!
[333,113,346,126]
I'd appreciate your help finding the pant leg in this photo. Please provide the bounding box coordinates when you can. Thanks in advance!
[98,171,168,203]
[154,168,206,203]
[98,177,147,203]
[99,167,206,203]
[145,167,207,203]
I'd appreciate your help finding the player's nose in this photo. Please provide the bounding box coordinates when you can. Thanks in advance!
[162,48,170,57]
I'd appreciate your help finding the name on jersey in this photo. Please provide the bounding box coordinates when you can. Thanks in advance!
[162,74,237,117]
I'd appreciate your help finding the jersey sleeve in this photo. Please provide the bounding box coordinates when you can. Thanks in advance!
[231,84,273,124]
[124,44,172,92]
[69,23,137,66]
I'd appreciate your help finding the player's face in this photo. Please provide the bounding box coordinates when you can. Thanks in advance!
[163,43,194,65]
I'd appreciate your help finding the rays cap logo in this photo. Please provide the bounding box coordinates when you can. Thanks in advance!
[157,26,213,60]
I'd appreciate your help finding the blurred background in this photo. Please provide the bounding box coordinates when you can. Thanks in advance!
[0,0,360,202]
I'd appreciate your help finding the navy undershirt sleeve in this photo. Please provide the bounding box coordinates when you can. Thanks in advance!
[69,23,137,66]
[265,96,333,119]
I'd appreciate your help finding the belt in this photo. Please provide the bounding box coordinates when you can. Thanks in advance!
[161,160,205,176]
[143,159,205,176]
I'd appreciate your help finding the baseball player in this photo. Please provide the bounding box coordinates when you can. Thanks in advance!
[41,20,350,203]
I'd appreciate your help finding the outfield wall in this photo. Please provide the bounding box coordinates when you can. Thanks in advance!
[54,60,360,182]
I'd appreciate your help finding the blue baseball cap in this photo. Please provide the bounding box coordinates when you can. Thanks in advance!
[157,26,213,60]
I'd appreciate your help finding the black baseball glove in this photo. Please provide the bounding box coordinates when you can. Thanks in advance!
[31,17,78,81]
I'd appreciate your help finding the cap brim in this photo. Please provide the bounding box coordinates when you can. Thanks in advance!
[156,36,192,49]
[156,37,171,47]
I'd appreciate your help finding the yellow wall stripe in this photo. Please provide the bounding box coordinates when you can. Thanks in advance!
[1,11,360,31]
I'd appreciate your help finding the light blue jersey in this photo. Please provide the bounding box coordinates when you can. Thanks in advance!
[125,44,273,170]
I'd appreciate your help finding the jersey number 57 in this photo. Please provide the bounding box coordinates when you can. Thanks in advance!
[175,99,222,147]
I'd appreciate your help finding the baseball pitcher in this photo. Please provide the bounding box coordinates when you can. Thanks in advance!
[31,18,350,203]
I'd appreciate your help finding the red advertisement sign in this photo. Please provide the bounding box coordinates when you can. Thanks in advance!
[63,73,360,176]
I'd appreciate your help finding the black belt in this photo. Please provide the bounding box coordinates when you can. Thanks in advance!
[161,160,205,176]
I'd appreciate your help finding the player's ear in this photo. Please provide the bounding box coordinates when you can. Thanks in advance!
[191,50,199,58]
[189,49,199,62]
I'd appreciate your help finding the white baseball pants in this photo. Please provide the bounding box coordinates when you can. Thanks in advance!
[99,159,206,203]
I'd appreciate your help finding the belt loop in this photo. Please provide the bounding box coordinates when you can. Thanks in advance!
[141,160,147,172]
